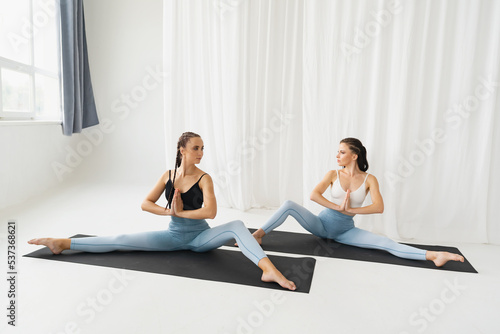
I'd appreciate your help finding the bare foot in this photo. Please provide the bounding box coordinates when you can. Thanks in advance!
[258,257,296,290]
[28,238,69,254]
[251,230,264,245]
[261,269,296,291]
[428,251,465,267]
[235,229,265,247]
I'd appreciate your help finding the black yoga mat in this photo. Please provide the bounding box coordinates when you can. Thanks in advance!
[225,229,477,273]
[24,235,315,293]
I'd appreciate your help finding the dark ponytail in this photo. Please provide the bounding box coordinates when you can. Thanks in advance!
[166,132,201,208]
[340,137,369,172]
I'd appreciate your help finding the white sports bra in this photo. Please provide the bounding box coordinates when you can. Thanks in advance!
[331,170,369,208]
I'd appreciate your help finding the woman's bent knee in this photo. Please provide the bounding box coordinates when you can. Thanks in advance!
[283,200,298,208]
[226,220,245,229]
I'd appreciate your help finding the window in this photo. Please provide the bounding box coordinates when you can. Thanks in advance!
[0,0,61,121]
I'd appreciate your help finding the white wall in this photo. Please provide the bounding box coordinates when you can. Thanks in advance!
[0,124,82,210]
[78,0,166,184]
[0,0,165,211]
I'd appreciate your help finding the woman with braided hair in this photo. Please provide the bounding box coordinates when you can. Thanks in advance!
[29,132,296,290]
[252,137,465,267]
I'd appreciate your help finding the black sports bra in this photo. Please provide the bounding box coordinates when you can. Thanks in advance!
[164,170,207,210]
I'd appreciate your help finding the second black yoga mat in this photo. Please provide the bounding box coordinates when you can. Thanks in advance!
[24,235,315,293]
[225,229,477,273]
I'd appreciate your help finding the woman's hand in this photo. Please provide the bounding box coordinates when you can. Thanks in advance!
[163,207,173,216]
[340,189,351,213]
[171,189,184,217]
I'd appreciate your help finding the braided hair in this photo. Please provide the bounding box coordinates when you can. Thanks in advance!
[166,132,201,209]
[340,138,369,172]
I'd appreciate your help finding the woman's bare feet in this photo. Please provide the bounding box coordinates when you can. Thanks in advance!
[252,228,265,245]
[235,228,265,247]
[261,269,296,291]
[426,251,465,267]
[258,257,296,291]
[28,238,71,254]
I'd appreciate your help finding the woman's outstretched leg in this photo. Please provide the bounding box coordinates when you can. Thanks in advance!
[253,200,327,244]
[335,227,464,266]
[189,220,296,290]
[29,230,184,253]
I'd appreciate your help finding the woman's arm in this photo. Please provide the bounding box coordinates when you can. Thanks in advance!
[310,170,346,212]
[173,174,217,220]
[141,171,173,216]
[345,174,384,215]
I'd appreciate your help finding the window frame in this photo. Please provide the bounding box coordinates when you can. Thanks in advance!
[0,0,62,122]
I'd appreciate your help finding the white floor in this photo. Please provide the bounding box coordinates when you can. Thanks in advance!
[1,181,499,334]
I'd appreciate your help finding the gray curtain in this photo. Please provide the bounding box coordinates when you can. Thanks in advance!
[59,0,98,136]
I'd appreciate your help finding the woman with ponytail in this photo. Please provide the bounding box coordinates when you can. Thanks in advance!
[29,132,296,290]
[252,138,464,267]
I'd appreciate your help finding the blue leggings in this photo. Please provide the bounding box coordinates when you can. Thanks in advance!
[261,200,427,261]
[71,218,267,266]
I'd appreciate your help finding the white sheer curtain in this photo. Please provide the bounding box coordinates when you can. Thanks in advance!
[164,0,500,244]
[302,0,500,244]
[163,0,304,210]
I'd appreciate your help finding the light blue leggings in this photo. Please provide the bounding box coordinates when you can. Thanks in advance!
[262,200,427,261]
[71,217,267,265]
